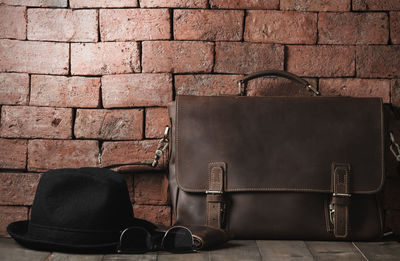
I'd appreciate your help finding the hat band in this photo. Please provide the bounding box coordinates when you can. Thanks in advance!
[27,222,121,246]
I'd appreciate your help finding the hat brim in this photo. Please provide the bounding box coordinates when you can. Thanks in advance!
[7,221,119,254]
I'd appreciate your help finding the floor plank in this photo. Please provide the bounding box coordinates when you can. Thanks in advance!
[209,240,261,261]
[47,253,103,261]
[305,241,366,261]
[256,241,315,261]
[354,241,400,261]
[156,251,209,261]
[103,254,157,261]
[1,238,400,261]
[0,238,51,261]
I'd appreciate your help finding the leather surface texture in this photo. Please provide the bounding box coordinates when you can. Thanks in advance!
[168,95,385,240]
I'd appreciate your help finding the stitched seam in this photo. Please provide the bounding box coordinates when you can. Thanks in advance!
[227,187,330,192]
[175,96,182,192]
[345,207,349,237]
[217,202,221,227]
[174,186,383,193]
[379,99,385,192]
[206,201,210,226]
[334,205,338,236]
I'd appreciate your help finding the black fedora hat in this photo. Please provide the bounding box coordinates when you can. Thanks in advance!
[7,167,138,253]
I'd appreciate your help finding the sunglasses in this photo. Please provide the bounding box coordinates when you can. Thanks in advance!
[117,225,195,254]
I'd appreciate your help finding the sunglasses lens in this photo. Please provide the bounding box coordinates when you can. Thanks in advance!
[162,227,193,252]
[119,227,152,253]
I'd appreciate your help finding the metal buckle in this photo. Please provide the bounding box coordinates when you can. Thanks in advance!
[332,193,351,197]
[205,190,223,194]
[329,193,351,224]
[206,189,226,228]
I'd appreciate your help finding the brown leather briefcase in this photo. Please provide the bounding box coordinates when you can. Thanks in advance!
[167,70,387,240]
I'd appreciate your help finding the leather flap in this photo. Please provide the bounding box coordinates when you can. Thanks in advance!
[173,95,384,194]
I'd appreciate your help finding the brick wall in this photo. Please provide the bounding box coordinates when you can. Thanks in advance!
[0,0,400,237]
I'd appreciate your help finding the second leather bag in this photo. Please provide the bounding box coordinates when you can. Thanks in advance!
[167,70,385,240]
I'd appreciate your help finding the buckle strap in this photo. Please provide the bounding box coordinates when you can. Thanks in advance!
[330,163,351,238]
[208,163,224,192]
[206,162,226,229]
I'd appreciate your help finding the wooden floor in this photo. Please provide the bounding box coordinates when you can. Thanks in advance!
[1,237,400,261]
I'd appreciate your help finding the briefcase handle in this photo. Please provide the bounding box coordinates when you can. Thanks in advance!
[238,70,320,96]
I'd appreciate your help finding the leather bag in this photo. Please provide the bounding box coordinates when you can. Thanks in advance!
[168,70,387,240]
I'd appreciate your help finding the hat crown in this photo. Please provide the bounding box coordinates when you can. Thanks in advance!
[30,167,134,232]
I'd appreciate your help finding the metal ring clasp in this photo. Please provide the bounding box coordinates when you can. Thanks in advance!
[152,126,170,167]
[306,84,321,96]
[390,132,400,162]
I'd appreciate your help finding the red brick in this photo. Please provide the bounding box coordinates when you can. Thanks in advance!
[280,0,350,11]
[356,46,400,78]
[142,41,213,73]
[0,6,26,40]
[0,172,40,205]
[102,74,172,108]
[0,40,68,75]
[0,139,27,169]
[287,45,355,77]
[1,106,72,139]
[318,12,388,44]
[100,9,169,41]
[0,0,67,7]
[133,205,171,226]
[70,0,137,8]
[28,140,99,172]
[30,75,100,108]
[353,0,400,10]
[175,74,242,96]
[140,0,207,8]
[319,78,390,102]
[134,172,169,205]
[215,42,283,74]
[71,42,140,75]
[145,108,170,139]
[391,12,400,44]
[0,206,27,237]
[75,109,143,140]
[392,80,400,106]
[210,0,279,9]
[174,10,243,41]
[100,140,161,167]
[247,78,318,97]
[0,73,29,105]
[27,9,97,42]
[244,11,317,44]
